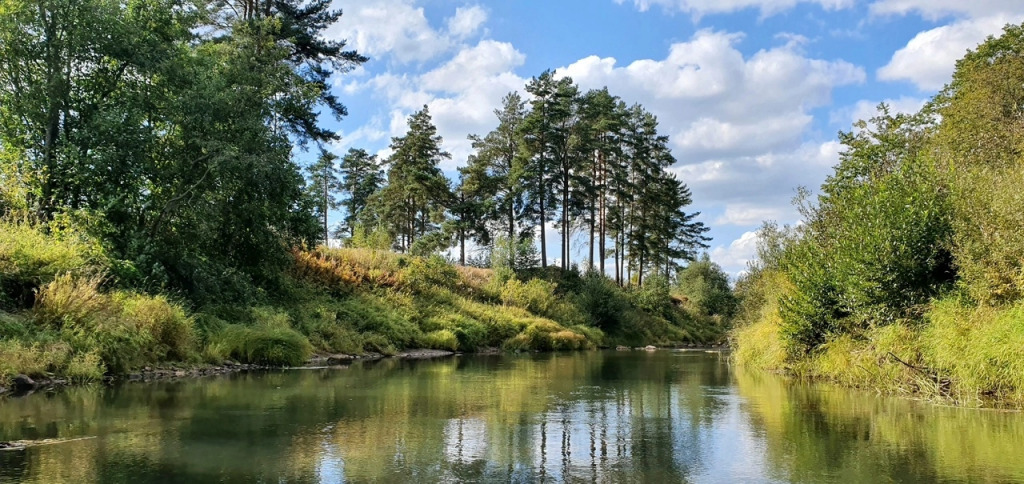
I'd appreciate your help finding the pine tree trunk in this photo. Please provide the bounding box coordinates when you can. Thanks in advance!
[539,168,547,269]
[599,152,606,275]
[562,169,569,271]
[459,228,465,266]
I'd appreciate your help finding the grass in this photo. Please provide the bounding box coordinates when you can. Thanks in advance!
[732,287,1024,407]
[0,223,722,385]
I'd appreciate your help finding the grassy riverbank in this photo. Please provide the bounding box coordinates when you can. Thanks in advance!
[731,25,1024,408]
[0,221,726,386]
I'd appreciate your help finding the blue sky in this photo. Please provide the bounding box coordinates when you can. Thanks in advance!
[317,0,1024,277]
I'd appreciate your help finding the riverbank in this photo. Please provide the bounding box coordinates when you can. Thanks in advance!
[0,228,727,388]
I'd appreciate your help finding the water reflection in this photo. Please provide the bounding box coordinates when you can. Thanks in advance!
[0,351,1021,483]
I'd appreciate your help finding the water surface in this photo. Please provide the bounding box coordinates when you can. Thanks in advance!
[1,351,1022,483]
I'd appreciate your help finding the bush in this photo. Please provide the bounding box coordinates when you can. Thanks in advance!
[216,323,312,367]
[65,350,106,382]
[490,236,539,273]
[117,293,196,361]
[0,340,72,381]
[32,274,198,372]
[422,329,458,351]
[0,221,106,309]
[404,255,459,292]
[676,256,737,317]
[501,278,558,315]
[631,274,672,316]
[779,159,953,355]
[573,272,629,331]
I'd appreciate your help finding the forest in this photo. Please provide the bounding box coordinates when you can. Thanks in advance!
[732,24,1024,407]
[0,0,730,383]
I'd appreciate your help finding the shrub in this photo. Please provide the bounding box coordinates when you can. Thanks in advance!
[0,340,72,381]
[676,256,737,317]
[573,272,629,331]
[0,222,105,309]
[32,275,198,372]
[117,293,196,361]
[216,323,312,367]
[501,278,558,315]
[422,329,458,351]
[490,236,538,273]
[631,274,672,316]
[65,350,105,382]
[404,255,459,291]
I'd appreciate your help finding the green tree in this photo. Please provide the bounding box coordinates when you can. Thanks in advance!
[374,106,452,252]
[467,92,531,242]
[337,148,384,237]
[305,150,343,246]
[677,255,736,317]
[521,71,575,269]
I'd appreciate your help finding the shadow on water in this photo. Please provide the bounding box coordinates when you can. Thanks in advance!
[0,350,1022,483]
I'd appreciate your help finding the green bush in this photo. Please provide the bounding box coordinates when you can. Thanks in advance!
[216,323,312,367]
[422,329,458,351]
[404,255,460,292]
[501,278,558,315]
[676,256,737,317]
[631,274,672,316]
[573,272,629,331]
[0,221,106,309]
[779,159,954,355]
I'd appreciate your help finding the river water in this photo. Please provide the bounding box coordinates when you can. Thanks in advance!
[0,351,1022,483]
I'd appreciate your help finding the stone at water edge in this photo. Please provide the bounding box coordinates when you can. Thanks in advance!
[615,345,630,351]
[644,345,657,351]
[12,374,36,391]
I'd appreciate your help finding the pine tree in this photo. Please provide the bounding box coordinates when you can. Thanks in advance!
[521,71,576,269]
[305,150,343,246]
[467,92,531,242]
[337,148,384,236]
[375,106,452,252]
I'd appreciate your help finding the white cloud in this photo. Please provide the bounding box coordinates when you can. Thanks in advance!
[330,0,491,64]
[560,31,863,161]
[868,0,1024,20]
[350,40,528,169]
[715,205,787,226]
[710,230,760,277]
[331,0,451,63]
[447,6,488,39]
[671,141,842,207]
[877,15,1023,91]
[614,0,854,18]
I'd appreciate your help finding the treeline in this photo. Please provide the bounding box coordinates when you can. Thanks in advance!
[323,75,709,287]
[733,24,1024,406]
[0,0,365,303]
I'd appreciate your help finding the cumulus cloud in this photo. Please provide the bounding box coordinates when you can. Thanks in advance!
[670,141,842,208]
[447,6,488,39]
[559,29,861,171]
[615,0,853,17]
[715,204,788,226]
[878,15,1024,91]
[349,40,528,168]
[330,0,490,64]
[868,0,1024,20]
[710,230,760,278]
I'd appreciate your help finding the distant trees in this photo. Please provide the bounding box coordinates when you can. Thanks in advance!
[330,74,708,287]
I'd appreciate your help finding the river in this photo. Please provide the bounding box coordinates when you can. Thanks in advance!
[0,351,1022,483]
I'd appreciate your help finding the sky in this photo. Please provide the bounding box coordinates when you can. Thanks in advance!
[315,0,1024,278]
